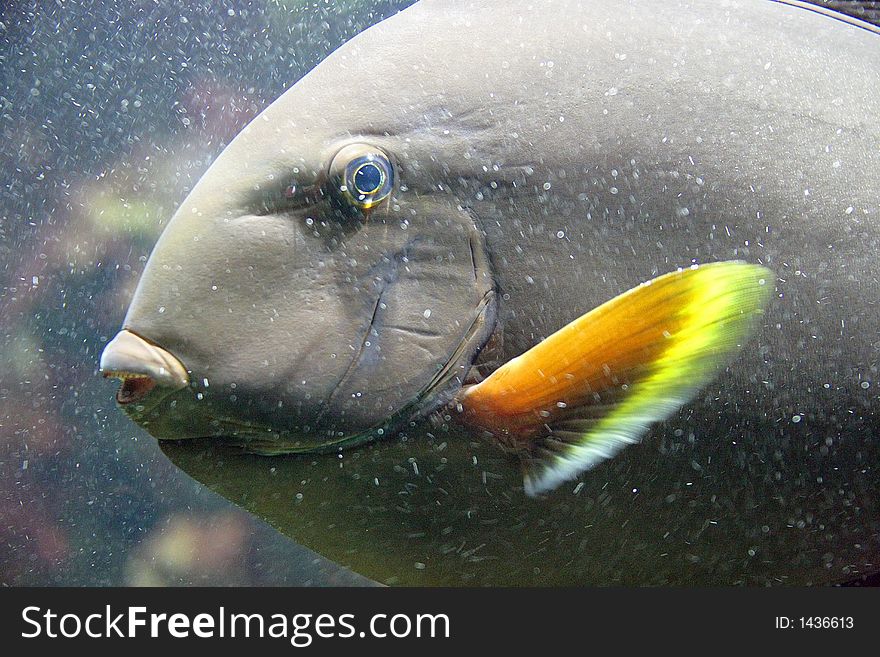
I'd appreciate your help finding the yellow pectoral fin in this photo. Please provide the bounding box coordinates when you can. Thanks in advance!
[457,261,772,496]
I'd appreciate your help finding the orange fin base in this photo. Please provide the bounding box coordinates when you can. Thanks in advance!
[456,261,772,496]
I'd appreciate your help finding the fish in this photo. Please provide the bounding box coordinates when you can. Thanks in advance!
[100,0,880,585]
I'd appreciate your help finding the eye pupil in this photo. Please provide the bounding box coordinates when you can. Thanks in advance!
[334,146,394,209]
[354,162,383,195]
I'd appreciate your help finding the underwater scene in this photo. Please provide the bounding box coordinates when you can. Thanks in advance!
[2,0,879,586]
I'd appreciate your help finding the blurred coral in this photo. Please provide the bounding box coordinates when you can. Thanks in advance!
[125,512,251,586]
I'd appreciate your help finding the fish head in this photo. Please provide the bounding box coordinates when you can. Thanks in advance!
[100,17,497,452]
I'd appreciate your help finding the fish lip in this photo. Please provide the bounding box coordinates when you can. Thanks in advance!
[100,329,190,405]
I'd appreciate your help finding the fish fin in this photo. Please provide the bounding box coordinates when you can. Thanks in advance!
[457,261,772,496]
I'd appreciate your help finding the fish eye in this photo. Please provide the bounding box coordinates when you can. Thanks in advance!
[329,143,394,210]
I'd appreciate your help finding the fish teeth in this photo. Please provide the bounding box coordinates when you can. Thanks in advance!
[102,370,154,381]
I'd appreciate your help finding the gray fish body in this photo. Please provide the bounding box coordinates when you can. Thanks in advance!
[110,0,880,584]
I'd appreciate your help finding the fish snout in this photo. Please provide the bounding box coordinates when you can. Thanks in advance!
[100,330,189,405]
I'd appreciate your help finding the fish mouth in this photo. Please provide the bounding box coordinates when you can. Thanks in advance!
[100,329,190,406]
